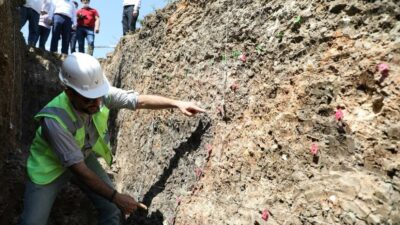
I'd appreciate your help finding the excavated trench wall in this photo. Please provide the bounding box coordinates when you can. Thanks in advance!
[0,0,25,223]
[0,0,399,224]
[103,0,400,225]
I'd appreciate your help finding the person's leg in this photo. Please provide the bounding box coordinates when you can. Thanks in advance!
[76,27,85,53]
[122,6,130,35]
[126,5,135,34]
[70,30,77,53]
[60,15,72,54]
[19,172,71,225]
[129,9,138,33]
[27,8,40,46]
[50,14,64,52]
[86,28,95,55]
[37,26,44,48]
[73,153,121,225]
[39,27,51,50]
[19,6,28,29]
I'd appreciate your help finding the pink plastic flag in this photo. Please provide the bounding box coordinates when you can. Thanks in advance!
[217,105,225,116]
[377,63,389,75]
[195,168,203,178]
[191,186,198,194]
[205,144,213,157]
[238,53,247,62]
[335,108,344,121]
[176,196,182,205]
[310,143,318,156]
[261,209,269,221]
[230,81,239,92]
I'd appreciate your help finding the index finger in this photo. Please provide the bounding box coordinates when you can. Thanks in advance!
[137,202,148,210]
[190,105,206,113]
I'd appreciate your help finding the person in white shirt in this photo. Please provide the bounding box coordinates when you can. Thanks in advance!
[122,0,141,35]
[36,0,55,50]
[50,0,77,54]
[20,0,45,46]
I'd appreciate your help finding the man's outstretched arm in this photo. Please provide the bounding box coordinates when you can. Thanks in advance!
[136,95,206,116]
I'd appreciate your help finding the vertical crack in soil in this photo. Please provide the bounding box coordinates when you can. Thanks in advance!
[126,119,211,225]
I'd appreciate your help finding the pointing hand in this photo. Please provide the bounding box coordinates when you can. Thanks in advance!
[176,101,206,117]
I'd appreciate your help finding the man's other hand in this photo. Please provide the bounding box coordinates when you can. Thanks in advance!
[113,192,147,215]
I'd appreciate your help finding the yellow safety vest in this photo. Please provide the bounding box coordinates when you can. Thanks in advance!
[27,92,112,185]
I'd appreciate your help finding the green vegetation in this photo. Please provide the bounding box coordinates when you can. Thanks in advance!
[255,44,264,54]
[231,50,241,58]
[276,31,284,40]
[294,16,302,25]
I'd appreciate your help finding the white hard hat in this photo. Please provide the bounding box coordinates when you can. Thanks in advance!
[59,52,110,99]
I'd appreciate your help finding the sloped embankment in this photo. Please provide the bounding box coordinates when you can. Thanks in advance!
[104,0,400,224]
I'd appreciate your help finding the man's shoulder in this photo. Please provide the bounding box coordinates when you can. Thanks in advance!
[79,8,99,14]
[90,8,99,15]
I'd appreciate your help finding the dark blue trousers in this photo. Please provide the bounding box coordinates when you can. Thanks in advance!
[70,30,77,53]
[122,5,139,35]
[50,14,72,54]
[20,6,40,46]
[37,26,51,50]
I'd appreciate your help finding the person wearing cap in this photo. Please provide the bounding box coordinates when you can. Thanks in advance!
[122,0,141,35]
[19,52,205,225]
[76,0,100,55]
[20,0,45,46]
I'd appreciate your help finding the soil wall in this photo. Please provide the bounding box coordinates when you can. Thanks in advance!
[103,0,400,224]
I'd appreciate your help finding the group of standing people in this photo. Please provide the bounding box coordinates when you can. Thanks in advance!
[20,0,141,56]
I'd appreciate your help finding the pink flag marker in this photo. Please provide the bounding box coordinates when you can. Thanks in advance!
[205,144,213,157]
[217,105,225,116]
[176,196,182,205]
[261,209,269,221]
[230,81,239,92]
[195,168,203,178]
[377,63,389,75]
[335,108,344,121]
[310,143,318,156]
[238,53,247,62]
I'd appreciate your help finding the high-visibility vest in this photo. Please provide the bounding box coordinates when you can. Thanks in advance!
[27,92,112,185]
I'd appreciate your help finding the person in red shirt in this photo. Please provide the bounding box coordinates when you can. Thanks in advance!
[76,0,99,55]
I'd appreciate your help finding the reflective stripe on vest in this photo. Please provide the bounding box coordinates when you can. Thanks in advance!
[27,92,112,185]
[39,107,83,135]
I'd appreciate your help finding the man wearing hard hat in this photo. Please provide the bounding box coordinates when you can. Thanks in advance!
[20,52,205,225]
